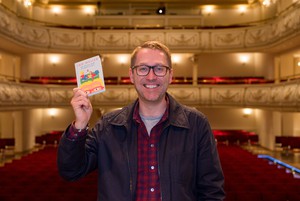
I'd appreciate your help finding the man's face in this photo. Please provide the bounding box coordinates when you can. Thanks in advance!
[129,48,173,104]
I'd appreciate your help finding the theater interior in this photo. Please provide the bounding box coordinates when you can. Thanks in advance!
[0,0,300,200]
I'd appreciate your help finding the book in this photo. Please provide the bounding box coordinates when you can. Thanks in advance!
[75,55,106,96]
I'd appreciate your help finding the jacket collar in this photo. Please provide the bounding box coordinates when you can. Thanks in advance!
[108,93,190,130]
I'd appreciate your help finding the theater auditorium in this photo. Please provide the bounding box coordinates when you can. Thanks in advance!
[0,0,300,200]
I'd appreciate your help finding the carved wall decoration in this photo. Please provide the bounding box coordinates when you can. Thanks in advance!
[282,12,297,33]
[92,88,129,106]
[130,32,165,48]
[167,87,199,104]
[244,87,269,105]
[49,87,73,106]
[0,10,15,35]
[0,10,10,28]
[296,84,300,103]
[166,32,200,49]
[94,32,129,49]
[282,84,297,105]
[211,31,244,49]
[23,87,50,105]
[10,85,26,103]
[0,83,15,104]
[1,81,300,111]
[212,88,244,105]
[245,26,270,47]
[22,25,50,47]
[268,85,283,106]
[50,30,84,49]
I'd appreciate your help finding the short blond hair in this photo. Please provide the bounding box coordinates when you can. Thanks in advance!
[130,41,172,68]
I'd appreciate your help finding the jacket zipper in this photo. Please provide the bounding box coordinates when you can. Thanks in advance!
[126,146,134,201]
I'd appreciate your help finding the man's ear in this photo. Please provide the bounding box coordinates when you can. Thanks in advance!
[169,69,173,84]
[129,68,134,83]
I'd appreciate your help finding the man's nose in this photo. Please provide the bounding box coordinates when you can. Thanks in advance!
[146,68,157,79]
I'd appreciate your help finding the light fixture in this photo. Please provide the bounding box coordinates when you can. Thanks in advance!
[261,0,271,6]
[293,54,300,68]
[239,55,249,65]
[52,6,61,16]
[172,54,181,65]
[117,54,128,65]
[238,5,247,15]
[260,0,277,7]
[83,6,95,16]
[23,0,33,7]
[203,6,214,16]
[48,108,58,118]
[243,108,253,117]
[50,56,59,66]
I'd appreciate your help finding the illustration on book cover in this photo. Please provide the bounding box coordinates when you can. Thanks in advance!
[75,55,106,96]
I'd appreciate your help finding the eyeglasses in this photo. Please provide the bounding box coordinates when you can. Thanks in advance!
[131,64,171,77]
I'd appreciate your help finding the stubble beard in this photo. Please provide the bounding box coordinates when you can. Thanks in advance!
[135,85,166,105]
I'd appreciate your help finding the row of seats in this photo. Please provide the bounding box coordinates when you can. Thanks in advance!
[21,76,272,85]
[0,138,15,161]
[34,129,259,146]
[213,130,259,145]
[218,144,300,201]
[1,144,300,201]
[35,131,63,146]
[0,146,97,201]
[0,138,14,150]
[275,136,300,150]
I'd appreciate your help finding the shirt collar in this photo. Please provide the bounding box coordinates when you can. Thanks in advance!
[133,96,169,124]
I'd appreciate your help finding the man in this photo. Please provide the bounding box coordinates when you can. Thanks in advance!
[57,41,225,201]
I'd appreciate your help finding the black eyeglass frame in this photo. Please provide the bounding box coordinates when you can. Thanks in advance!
[131,64,171,77]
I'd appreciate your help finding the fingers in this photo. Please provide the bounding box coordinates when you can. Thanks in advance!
[73,88,88,99]
[70,88,93,128]
[71,88,89,107]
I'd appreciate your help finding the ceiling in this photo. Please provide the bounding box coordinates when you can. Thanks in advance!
[41,0,250,5]
[35,0,253,8]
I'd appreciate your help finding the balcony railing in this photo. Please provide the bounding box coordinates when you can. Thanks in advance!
[0,3,299,53]
[1,78,300,111]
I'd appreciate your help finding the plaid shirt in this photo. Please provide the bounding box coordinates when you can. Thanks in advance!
[133,102,169,201]
[67,101,169,201]
[66,121,89,140]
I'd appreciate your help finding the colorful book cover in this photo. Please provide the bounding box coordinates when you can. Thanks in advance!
[75,55,105,96]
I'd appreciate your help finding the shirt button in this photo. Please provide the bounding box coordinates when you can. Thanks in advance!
[150,144,154,148]
[150,188,155,192]
[150,166,155,170]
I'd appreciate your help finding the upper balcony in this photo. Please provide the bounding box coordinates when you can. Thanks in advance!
[0,1,299,54]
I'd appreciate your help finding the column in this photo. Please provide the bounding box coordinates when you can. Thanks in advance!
[191,54,198,86]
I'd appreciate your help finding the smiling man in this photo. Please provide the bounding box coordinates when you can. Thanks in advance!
[57,41,225,201]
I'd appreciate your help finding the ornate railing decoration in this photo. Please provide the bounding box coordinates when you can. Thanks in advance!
[1,81,300,111]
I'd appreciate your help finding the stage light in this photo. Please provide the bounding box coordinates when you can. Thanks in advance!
[156,6,166,15]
